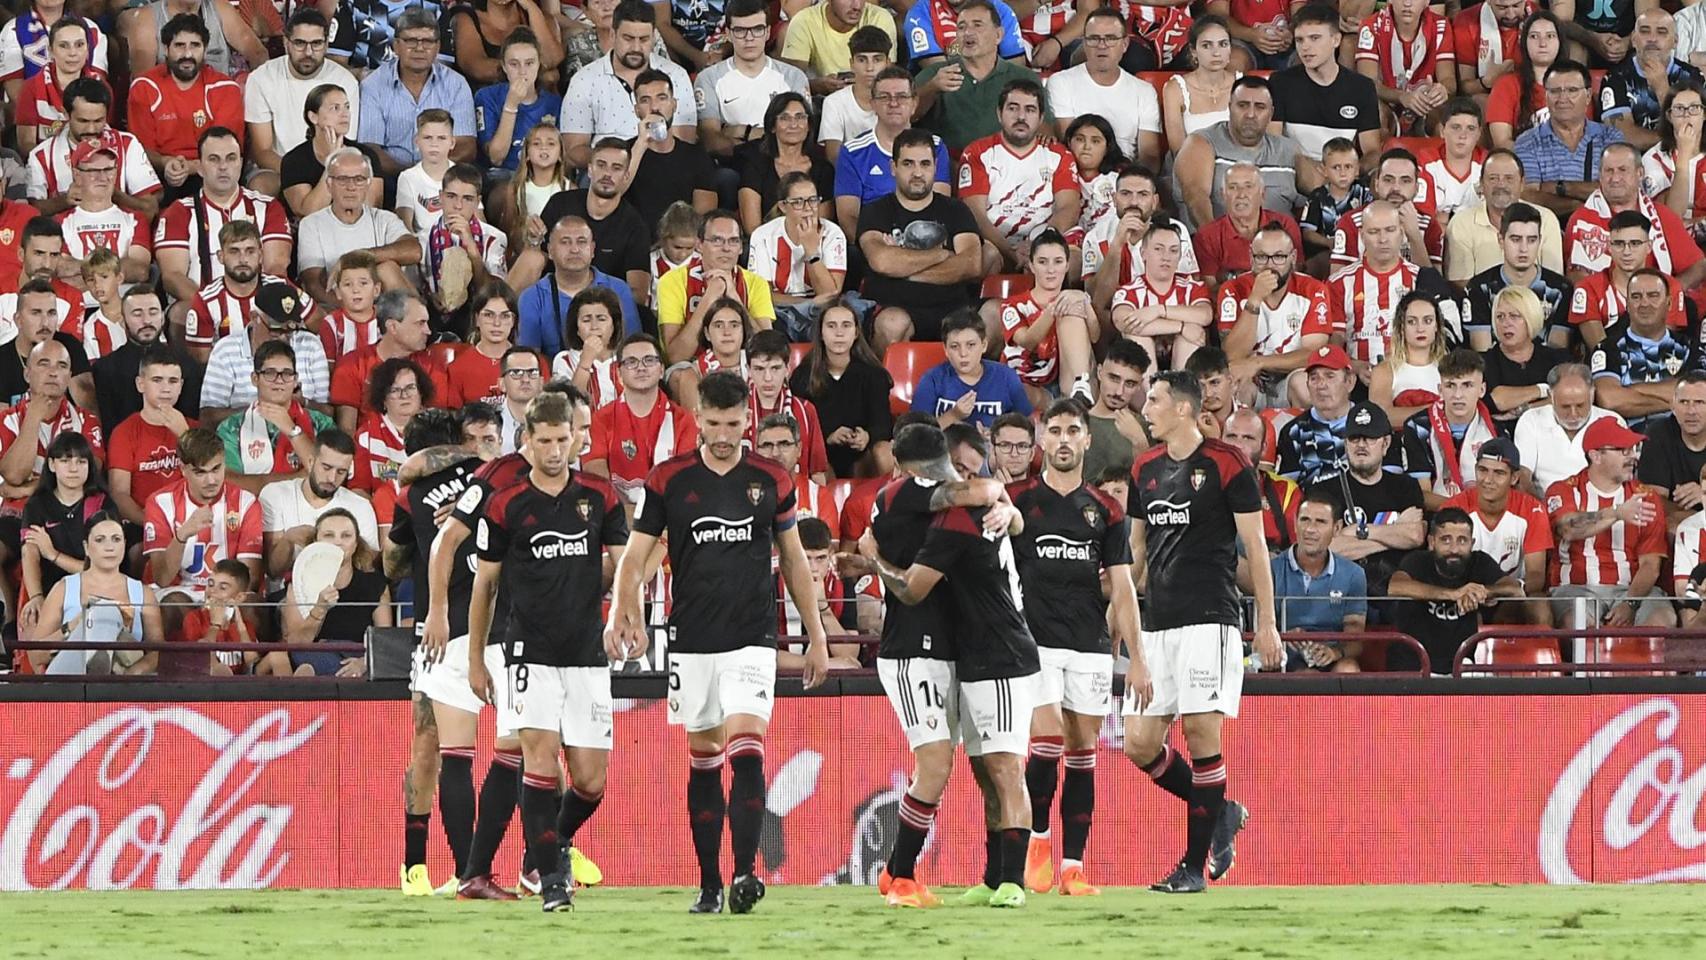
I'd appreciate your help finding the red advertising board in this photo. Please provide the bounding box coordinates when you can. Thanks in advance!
[3,694,1704,890]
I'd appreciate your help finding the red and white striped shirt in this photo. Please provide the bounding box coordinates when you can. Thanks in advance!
[1673,509,1706,593]
[551,349,623,409]
[1356,8,1454,92]
[63,305,126,361]
[1215,272,1332,355]
[154,189,292,289]
[1017,0,1076,49]
[1545,472,1666,588]
[185,274,312,348]
[318,309,380,362]
[1329,258,1421,362]
[1567,270,1689,330]
[999,290,1060,386]
[142,481,262,598]
[1110,273,1211,314]
[0,395,104,476]
[353,415,406,493]
[958,133,1079,244]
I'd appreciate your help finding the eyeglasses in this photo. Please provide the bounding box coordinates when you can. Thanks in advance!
[872,92,913,104]
[503,368,542,379]
[80,166,116,176]
[1608,238,1650,250]
[1545,85,1586,97]
[1083,34,1124,47]
[620,355,661,369]
[776,112,811,125]
[756,440,798,453]
[1673,104,1706,117]
[992,441,1033,454]
[703,236,744,248]
[257,368,298,382]
[1250,252,1292,263]
[287,38,327,50]
[396,35,439,48]
[727,25,768,39]
[329,175,369,186]
[782,196,822,208]
[388,382,420,396]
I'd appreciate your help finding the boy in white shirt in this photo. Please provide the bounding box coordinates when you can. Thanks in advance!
[816,25,890,164]
[395,110,455,236]
[59,136,151,300]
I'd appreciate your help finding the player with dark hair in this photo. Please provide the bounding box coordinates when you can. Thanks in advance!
[1011,398,1140,897]
[1124,370,1281,893]
[469,388,629,913]
[606,371,830,915]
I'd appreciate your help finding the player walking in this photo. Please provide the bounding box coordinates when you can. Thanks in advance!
[1125,371,1281,893]
[1010,398,1142,897]
[605,371,831,916]
[468,389,629,913]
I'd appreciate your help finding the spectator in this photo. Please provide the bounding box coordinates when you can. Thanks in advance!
[1397,348,1498,508]
[447,283,522,406]
[164,559,256,677]
[561,1,696,171]
[1591,267,1705,429]
[1565,142,1706,287]
[755,413,840,532]
[959,78,1079,273]
[532,138,651,298]
[1565,210,1688,349]
[649,201,701,301]
[1600,9,1701,152]
[1446,149,1566,282]
[1219,223,1331,408]
[999,229,1096,404]
[20,432,114,618]
[1487,10,1562,149]
[623,68,719,236]
[1481,286,1572,437]
[1064,115,1126,251]
[789,303,895,477]
[1224,406,1299,548]
[1637,372,1706,529]
[26,78,160,221]
[119,2,266,79]
[0,193,41,292]
[26,512,163,677]
[738,93,835,237]
[199,281,329,424]
[1083,164,1198,320]
[1331,149,1445,272]
[14,17,108,157]
[585,333,699,503]
[1173,75,1310,230]
[1514,61,1625,214]
[106,344,194,530]
[1355,0,1454,134]
[353,357,430,496]
[1673,462,1706,601]
[499,125,574,274]
[552,286,625,409]
[446,0,565,88]
[1442,436,1555,598]
[856,128,981,348]
[748,171,849,343]
[183,220,316,363]
[1081,337,1151,480]
[72,249,129,362]
[832,68,951,240]
[1161,16,1242,158]
[1642,84,1706,213]
[902,0,1024,70]
[475,28,563,174]
[493,347,545,454]
[1390,507,1524,674]
[0,339,104,518]
[1188,348,1238,439]
[327,289,450,432]
[393,111,456,235]
[1277,345,1357,485]
[1681,2,1706,71]
[911,307,1032,430]
[1547,417,1674,628]
[125,14,246,198]
[1453,0,1531,99]
[1423,99,1488,218]
[1462,201,1572,352]
[1514,363,1624,493]
[658,210,775,362]
[988,412,1033,483]
[92,286,202,436]
[317,252,382,364]
[280,508,390,676]
[258,429,376,589]
[1110,222,1213,370]
[566,0,655,82]
[913,2,1044,156]
[215,339,335,486]
[280,84,385,219]
[422,165,508,318]
[1307,401,1427,615]
[1269,5,1382,163]
[780,0,897,96]
[1045,6,1161,170]
[1329,201,1453,368]
[155,127,293,309]
[517,216,641,357]
[58,136,152,289]
[0,275,92,408]
[243,9,361,174]
[142,425,263,612]
[296,149,422,307]
[1269,490,1365,673]
[1195,163,1307,284]
[356,9,475,175]
[1,7,108,113]
[668,294,751,402]
[817,24,890,163]
[945,421,990,478]
[1299,138,1373,271]
[1371,292,1448,427]
[747,330,830,482]
[696,0,809,165]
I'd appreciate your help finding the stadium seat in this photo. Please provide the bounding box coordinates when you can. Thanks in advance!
[1592,636,1667,676]
[789,342,811,371]
[885,341,946,417]
[1480,636,1562,677]
[979,273,1032,302]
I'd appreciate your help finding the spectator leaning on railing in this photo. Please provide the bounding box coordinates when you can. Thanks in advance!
[1389,507,1524,675]
[1267,489,1365,673]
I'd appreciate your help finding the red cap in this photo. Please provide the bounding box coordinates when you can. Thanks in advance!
[1583,417,1646,451]
[1304,344,1351,372]
[70,129,120,169]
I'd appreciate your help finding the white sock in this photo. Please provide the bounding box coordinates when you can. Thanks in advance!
[1031,829,1051,841]
[1062,858,1083,871]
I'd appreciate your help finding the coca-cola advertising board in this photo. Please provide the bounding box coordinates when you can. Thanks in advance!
[3,694,1703,890]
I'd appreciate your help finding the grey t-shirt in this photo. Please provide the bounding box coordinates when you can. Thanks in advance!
[296,206,409,274]
[692,57,809,128]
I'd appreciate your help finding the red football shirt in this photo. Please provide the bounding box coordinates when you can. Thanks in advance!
[127,65,245,160]
[328,344,454,414]
[108,413,197,506]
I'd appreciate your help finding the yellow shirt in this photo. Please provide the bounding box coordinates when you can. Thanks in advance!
[656,263,777,329]
[780,3,899,77]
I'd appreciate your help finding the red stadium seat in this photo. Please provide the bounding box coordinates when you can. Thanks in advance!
[979,273,1032,302]
[1593,636,1666,675]
[1481,636,1562,677]
[885,341,946,417]
[789,342,811,372]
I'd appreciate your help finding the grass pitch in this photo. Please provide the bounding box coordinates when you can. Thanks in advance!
[7,884,1704,959]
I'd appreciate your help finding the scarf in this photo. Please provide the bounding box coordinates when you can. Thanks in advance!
[237,402,312,475]
[748,386,794,444]
[928,0,960,52]
[427,216,488,292]
[1426,398,1498,495]
[1583,190,1675,272]
[684,256,750,316]
[1475,3,1517,74]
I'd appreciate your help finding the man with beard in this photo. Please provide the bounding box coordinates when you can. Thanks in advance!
[243,8,361,174]
[1445,149,1566,282]
[1462,202,1573,352]
[619,70,718,239]
[1173,75,1310,230]
[834,68,952,241]
[1452,0,1532,98]
[1599,9,1701,150]
[1082,337,1150,480]
[1219,224,1331,408]
[1389,508,1523,673]
[1307,401,1427,612]
[118,0,268,79]
[1331,149,1444,272]
[913,1,1044,157]
[957,78,1080,273]
[1397,349,1501,508]
[534,140,651,299]
[1513,363,1626,493]
[1083,165,1198,322]
[125,15,246,201]
[561,0,696,171]
[94,284,204,435]
[154,127,293,315]
[182,221,316,363]
[1637,373,1706,531]
[26,78,161,220]
[257,425,377,586]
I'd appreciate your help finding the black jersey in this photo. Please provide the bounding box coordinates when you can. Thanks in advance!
[390,455,482,640]
[634,450,797,654]
[1129,439,1262,632]
[476,470,629,667]
[914,507,1040,683]
[450,452,530,529]
[1007,476,1132,654]
[869,476,958,661]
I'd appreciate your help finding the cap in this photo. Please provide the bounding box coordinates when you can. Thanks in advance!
[1583,417,1646,452]
[69,129,120,169]
[1305,344,1351,372]
[1477,437,1521,470]
[1343,402,1392,439]
[254,281,302,330]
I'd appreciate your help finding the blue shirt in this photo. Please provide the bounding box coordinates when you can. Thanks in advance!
[1599,57,1703,131]
[357,61,477,166]
[1271,549,1367,633]
[516,271,640,357]
[474,84,564,171]
[901,0,1026,62]
[1512,119,1624,185]
[911,360,1031,429]
[834,129,952,204]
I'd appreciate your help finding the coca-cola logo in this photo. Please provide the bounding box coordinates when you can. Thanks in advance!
[1540,698,1706,884]
[2,707,325,890]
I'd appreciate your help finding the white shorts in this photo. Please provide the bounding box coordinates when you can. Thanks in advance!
[877,657,959,749]
[413,636,517,736]
[508,663,615,750]
[668,646,777,733]
[958,673,1038,758]
[1036,646,1114,716]
[1122,623,1244,719]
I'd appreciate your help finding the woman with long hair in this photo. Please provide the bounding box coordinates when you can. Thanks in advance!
[280,84,383,217]
[1066,114,1127,243]
[1487,10,1562,149]
[552,286,625,408]
[1482,285,1571,434]
[1371,291,1449,425]
[1162,16,1241,156]
[18,432,115,637]
[281,508,391,677]
[501,122,573,249]
[1001,229,1098,407]
[788,303,895,477]
[1645,83,1706,222]
[447,282,523,405]
[27,512,162,676]
[738,92,835,234]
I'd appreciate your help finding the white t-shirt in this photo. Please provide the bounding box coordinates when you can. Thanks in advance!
[257,479,381,593]
[1513,406,1627,492]
[818,87,875,147]
[395,163,446,235]
[244,57,363,156]
[60,204,149,262]
[693,57,809,128]
[28,130,161,202]
[747,217,849,297]
[297,206,410,275]
[1044,65,1160,160]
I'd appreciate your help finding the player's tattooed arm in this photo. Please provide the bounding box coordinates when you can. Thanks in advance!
[927,477,1004,511]
[874,556,944,606]
[383,541,415,581]
[397,445,471,485]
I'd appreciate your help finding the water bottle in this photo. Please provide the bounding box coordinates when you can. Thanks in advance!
[646,119,669,143]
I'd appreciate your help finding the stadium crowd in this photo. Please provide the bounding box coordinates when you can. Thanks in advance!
[2,0,1705,679]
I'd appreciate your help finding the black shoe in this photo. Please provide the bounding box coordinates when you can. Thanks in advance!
[689,887,724,914]
[540,874,573,912]
[1149,860,1206,894]
[1207,800,1249,881]
[728,873,766,915]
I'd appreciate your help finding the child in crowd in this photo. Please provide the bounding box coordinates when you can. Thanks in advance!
[396,110,457,236]
[1300,137,1373,272]
[73,248,128,361]
[318,251,383,362]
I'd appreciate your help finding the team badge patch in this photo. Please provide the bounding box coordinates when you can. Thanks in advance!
[577,499,591,521]
[1190,469,1206,490]
[621,439,638,459]
[747,481,764,505]
[1082,504,1099,527]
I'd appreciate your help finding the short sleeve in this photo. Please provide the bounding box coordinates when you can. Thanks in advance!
[932,138,952,185]
[560,73,595,135]
[671,68,697,128]
[913,512,972,572]
[1355,19,1379,63]
[1135,78,1161,134]
[1600,73,1632,120]
[1222,453,1262,514]
[633,471,669,537]
[694,70,723,125]
[235,500,264,559]
[904,9,943,60]
[1588,338,1623,381]
[474,511,509,563]
[959,148,990,198]
[833,148,860,199]
[142,495,171,554]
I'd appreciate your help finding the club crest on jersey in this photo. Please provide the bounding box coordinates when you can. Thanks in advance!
[1082,504,1099,527]
[226,512,241,530]
[577,498,591,521]
[0,228,12,246]
[621,439,637,459]
[747,482,764,505]
[1190,469,1206,490]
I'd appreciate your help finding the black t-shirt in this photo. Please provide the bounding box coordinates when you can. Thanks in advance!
[1391,549,1508,675]
[477,471,629,667]
[1576,0,1636,37]
[1463,266,1572,336]
[21,491,112,598]
[1481,340,1572,435]
[633,450,797,654]
[1,333,92,406]
[740,152,836,222]
[625,138,718,241]
[315,567,389,642]
[789,356,895,479]
[1308,468,1425,593]
[869,476,958,661]
[390,456,482,641]
[538,189,653,273]
[854,192,979,314]
[914,506,1041,682]
[450,452,529,530]
[1268,64,1381,157]
[1129,439,1261,631]
[1008,477,1131,654]
[1637,413,1706,494]
[280,140,387,203]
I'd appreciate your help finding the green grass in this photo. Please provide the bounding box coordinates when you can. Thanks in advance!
[6,885,1705,959]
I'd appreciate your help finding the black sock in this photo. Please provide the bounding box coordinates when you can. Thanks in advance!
[1061,751,1096,863]
[520,773,563,880]
[999,828,1028,887]
[886,792,937,880]
[556,786,603,846]
[1140,743,1193,803]
[404,811,430,868]
[982,830,1001,889]
[1185,754,1227,872]
[1025,736,1062,835]
[727,735,766,878]
[463,749,521,880]
[688,750,726,891]
[436,749,476,879]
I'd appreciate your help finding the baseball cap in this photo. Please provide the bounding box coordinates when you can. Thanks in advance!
[1477,437,1521,470]
[1583,417,1645,451]
[1343,402,1392,439]
[70,130,120,169]
[254,281,303,330]
[1305,344,1351,372]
